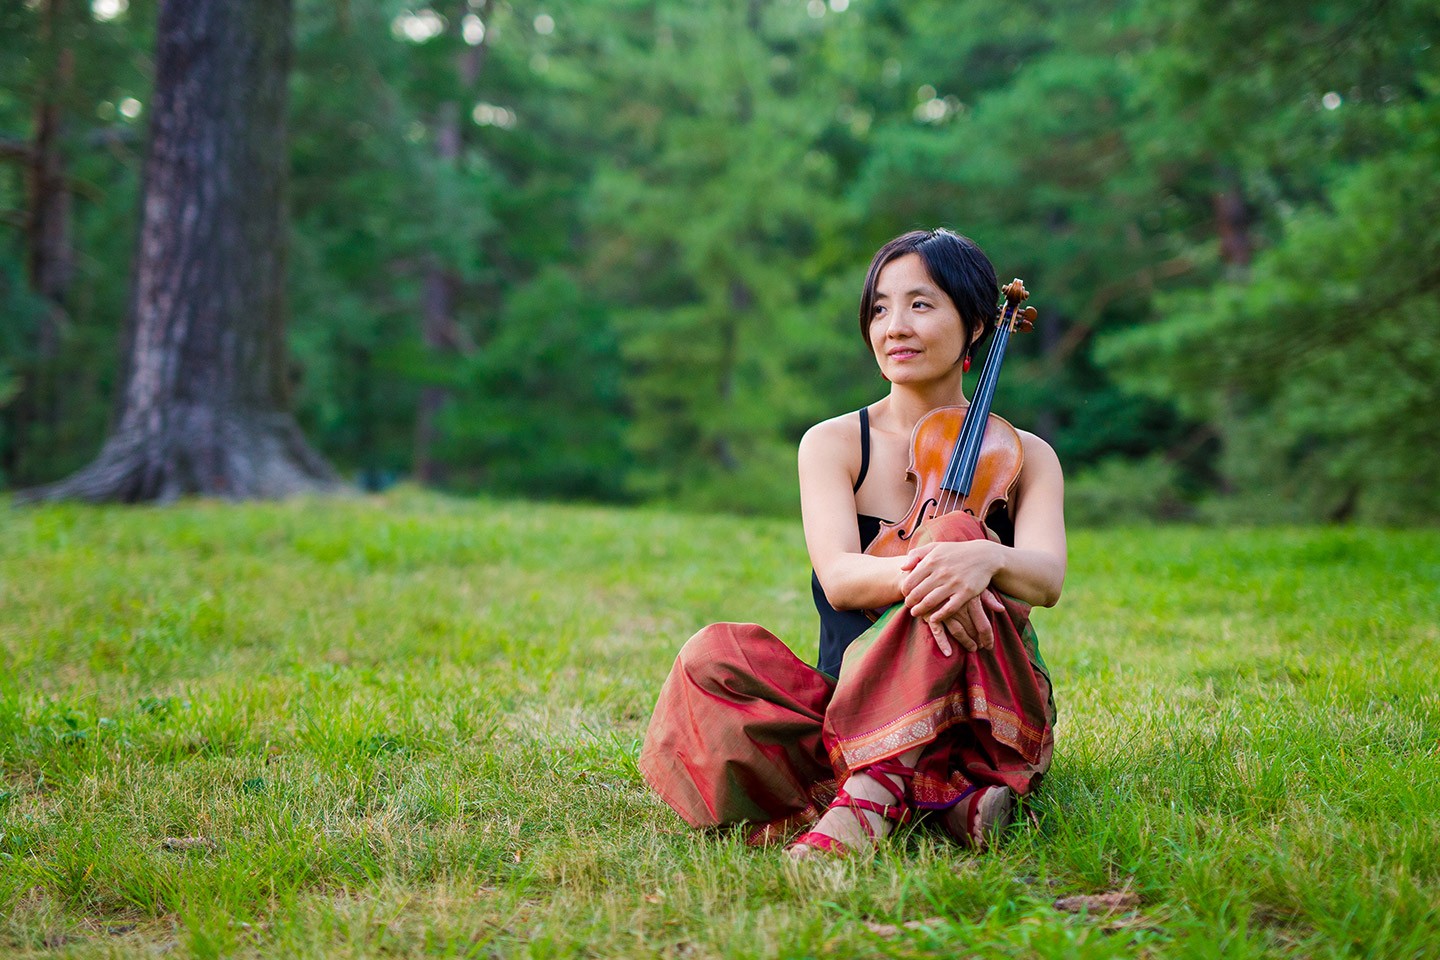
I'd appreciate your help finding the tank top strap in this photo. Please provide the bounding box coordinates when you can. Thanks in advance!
[853,406,871,493]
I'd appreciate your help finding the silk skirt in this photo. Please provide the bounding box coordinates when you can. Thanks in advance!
[639,512,1056,842]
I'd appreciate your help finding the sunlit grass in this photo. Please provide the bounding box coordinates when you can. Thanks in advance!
[1,490,1437,958]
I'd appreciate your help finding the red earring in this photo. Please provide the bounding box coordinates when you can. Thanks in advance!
[962,355,972,372]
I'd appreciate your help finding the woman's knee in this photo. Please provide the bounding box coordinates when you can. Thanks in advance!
[675,622,751,681]
[675,622,799,694]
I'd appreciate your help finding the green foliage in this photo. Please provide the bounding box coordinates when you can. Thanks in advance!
[0,0,1436,516]
[0,0,151,486]
[3,496,1438,955]
[1101,98,1440,521]
[445,265,627,498]
[1065,454,1189,526]
[576,2,851,505]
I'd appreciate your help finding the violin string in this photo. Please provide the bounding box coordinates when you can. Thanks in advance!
[939,297,1012,522]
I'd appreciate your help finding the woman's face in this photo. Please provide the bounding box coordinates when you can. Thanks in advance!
[868,253,967,384]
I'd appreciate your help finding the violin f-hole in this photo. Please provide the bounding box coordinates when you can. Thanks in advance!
[896,497,939,541]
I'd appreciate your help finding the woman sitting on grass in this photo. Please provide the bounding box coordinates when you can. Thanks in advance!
[640,228,1066,857]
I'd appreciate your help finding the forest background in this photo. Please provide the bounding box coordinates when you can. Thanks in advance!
[2,0,1437,523]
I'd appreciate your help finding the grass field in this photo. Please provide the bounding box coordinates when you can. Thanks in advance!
[1,490,1437,959]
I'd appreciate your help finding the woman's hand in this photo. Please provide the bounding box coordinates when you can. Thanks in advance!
[924,590,1007,654]
[902,539,1003,654]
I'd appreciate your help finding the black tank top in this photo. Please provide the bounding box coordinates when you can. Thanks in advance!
[811,406,1015,677]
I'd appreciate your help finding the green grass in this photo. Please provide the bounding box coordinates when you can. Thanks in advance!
[1,489,1437,959]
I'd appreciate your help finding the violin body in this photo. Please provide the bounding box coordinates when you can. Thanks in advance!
[864,406,1024,560]
[858,276,1036,575]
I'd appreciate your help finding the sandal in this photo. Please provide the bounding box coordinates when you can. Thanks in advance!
[944,783,1015,851]
[787,758,914,859]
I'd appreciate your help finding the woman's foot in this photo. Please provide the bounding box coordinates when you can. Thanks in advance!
[787,762,912,860]
[942,784,1014,850]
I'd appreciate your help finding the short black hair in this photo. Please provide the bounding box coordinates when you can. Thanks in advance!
[858,228,999,358]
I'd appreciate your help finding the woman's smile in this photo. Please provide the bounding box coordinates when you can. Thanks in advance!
[870,253,967,383]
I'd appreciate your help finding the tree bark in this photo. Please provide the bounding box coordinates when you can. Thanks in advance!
[2,0,75,484]
[1213,164,1252,274]
[711,279,748,473]
[26,0,73,360]
[1034,303,1062,444]
[21,0,337,503]
[413,5,485,486]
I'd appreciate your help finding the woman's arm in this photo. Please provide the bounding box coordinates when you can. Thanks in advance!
[803,421,1066,652]
[798,417,909,612]
[901,433,1067,619]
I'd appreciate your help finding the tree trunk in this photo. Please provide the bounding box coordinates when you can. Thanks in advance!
[1212,164,1251,495]
[413,256,458,486]
[711,279,748,473]
[413,6,485,486]
[1034,303,1062,444]
[26,0,73,360]
[21,0,336,503]
[2,0,75,484]
[1213,165,1252,274]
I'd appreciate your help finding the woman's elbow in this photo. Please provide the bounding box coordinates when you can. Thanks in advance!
[816,570,864,612]
[821,581,858,611]
[1036,570,1066,607]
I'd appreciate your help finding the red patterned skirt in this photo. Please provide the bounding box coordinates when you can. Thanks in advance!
[639,512,1056,842]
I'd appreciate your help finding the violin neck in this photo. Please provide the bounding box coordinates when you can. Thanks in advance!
[942,320,1014,497]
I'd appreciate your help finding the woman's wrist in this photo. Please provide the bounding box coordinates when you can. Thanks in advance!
[980,538,1007,585]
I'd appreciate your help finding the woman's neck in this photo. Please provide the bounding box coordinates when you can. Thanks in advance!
[881,373,968,434]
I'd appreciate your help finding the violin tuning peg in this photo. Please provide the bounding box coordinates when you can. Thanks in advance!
[1023,306,1038,321]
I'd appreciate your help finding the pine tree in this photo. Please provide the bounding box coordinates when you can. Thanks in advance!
[24,0,336,502]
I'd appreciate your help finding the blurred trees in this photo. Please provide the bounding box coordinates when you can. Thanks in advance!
[22,0,336,501]
[1100,0,1440,521]
[0,0,1435,518]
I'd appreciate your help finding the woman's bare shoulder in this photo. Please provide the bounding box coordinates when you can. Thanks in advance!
[801,410,865,450]
[1016,429,1064,480]
[799,410,863,475]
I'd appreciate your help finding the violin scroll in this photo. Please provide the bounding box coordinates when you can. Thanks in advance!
[998,279,1037,333]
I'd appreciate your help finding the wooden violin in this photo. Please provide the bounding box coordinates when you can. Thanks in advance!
[864,278,1037,560]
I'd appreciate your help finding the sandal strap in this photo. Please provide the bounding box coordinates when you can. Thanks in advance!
[790,830,849,857]
[785,768,915,858]
[859,757,916,807]
[866,757,917,780]
[832,787,912,829]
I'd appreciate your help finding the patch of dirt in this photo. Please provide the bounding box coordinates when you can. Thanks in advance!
[160,836,216,852]
[1053,890,1141,915]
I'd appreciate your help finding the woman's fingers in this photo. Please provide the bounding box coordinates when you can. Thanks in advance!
[943,601,990,652]
[927,620,954,657]
[982,590,1006,613]
[944,616,979,653]
[907,589,939,621]
[902,564,958,611]
[900,542,935,573]
[931,598,997,654]
[899,554,938,592]
[906,584,952,621]
[925,592,970,624]
[966,595,995,649]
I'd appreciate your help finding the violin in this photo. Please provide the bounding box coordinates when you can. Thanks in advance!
[864,279,1037,560]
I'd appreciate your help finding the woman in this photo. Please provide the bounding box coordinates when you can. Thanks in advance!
[639,229,1065,857]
